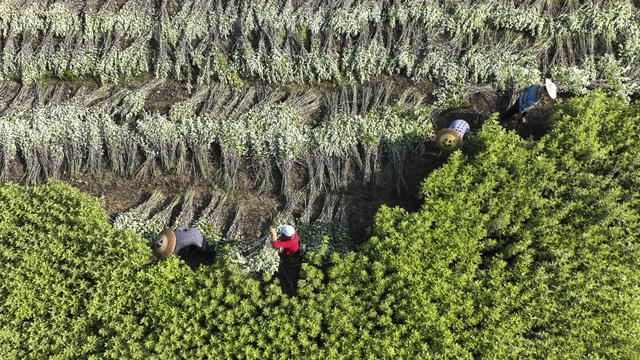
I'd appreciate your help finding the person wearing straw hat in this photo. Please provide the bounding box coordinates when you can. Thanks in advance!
[501,79,557,122]
[154,225,207,260]
[270,225,299,256]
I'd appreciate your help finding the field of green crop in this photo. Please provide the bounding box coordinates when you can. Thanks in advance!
[0,1,639,358]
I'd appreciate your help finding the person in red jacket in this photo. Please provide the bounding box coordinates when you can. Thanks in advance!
[270,225,299,255]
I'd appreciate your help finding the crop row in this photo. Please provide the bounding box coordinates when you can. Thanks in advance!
[0,1,637,97]
[0,102,434,197]
[0,78,428,124]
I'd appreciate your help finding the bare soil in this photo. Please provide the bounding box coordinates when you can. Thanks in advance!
[62,156,442,247]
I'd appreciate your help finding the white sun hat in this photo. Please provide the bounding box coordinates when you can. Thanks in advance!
[282,225,295,237]
[545,78,557,100]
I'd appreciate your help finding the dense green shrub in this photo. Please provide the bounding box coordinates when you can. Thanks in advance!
[0,181,150,358]
[1,92,639,358]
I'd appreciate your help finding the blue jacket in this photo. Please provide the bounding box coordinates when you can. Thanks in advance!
[519,85,543,114]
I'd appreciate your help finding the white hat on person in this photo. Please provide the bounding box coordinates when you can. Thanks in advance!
[282,225,295,237]
[545,79,557,100]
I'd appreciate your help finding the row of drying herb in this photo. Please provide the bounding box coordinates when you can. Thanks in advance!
[3,0,632,38]
[0,102,434,195]
[0,1,637,97]
[0,78,424,126]
[112,188,351,273]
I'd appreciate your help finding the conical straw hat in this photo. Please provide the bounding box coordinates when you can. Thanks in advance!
[154,229,176,260]
[436,128,463,151]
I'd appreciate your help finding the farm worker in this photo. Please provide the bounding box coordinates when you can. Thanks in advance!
[501,79,557,122]
[154,225,206,260]
[270,225,299,255]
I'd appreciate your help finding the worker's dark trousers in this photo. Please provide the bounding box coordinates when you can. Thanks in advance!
[501,102,521,121]
[278,252,302,295]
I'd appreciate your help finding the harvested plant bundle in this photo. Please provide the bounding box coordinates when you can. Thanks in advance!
[0,102,434,193]
[0,1,637,97]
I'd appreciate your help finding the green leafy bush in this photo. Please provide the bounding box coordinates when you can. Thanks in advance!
[1,92,639,358]
[0,180,151,358]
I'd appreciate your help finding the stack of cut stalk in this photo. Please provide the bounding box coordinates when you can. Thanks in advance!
[0,1,636,96]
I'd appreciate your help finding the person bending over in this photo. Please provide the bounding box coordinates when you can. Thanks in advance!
[501,79,557,122]
[270,225,299,256]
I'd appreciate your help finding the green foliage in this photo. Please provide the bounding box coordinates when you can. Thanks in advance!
[0,180,151,358]
[297,222,351,256]
[1,92,639,358]
[391,91,640,357]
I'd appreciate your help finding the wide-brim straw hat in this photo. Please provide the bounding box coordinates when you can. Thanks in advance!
[154,229,176,260]
[436,128,463,152]
[545,78,557,100]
